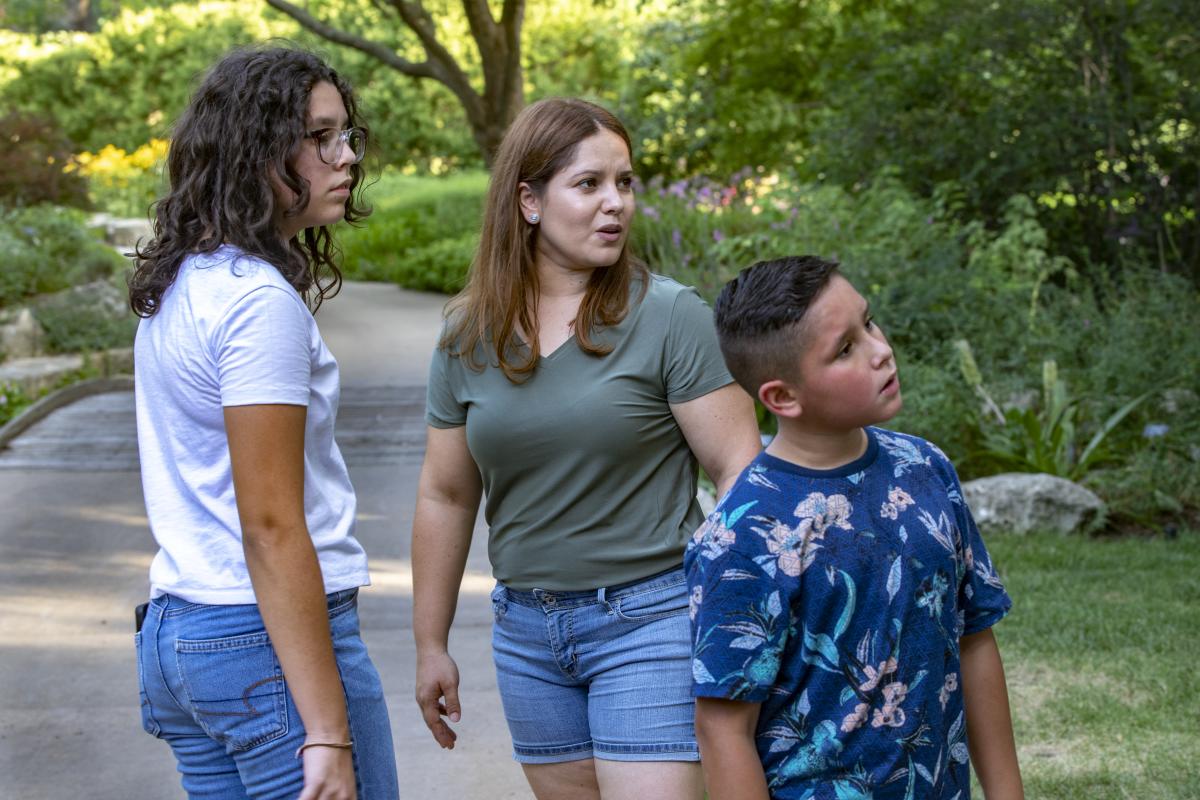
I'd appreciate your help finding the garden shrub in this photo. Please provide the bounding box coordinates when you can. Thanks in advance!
[0,111,90,208]
[0,205,126,308]
[32,282,137,354]
[69,139,168,218]
[338,172,486,293]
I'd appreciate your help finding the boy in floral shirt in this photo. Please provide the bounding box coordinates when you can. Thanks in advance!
[686,256,1023,799]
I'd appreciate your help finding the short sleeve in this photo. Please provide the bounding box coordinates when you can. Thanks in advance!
[426,344,466,428]
[951,469,1012,636]
[688,541,789,704]
[212,286,311,407]
[664,287,734,403]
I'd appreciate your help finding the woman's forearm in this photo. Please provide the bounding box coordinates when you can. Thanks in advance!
[411,496,477,652]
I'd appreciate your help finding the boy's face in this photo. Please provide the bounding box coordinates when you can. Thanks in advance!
[788,274,902,431]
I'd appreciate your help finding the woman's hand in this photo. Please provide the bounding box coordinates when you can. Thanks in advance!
[416,649,462,748]
[299,745,357,800]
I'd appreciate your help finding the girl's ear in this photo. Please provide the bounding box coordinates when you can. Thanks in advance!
[518,182,540,221]
[759,379,802,419]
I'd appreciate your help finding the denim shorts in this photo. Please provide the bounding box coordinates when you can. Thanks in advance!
[135,588,399,799]
[490,566,700,764]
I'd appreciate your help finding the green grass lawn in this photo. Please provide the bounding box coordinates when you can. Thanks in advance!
[985,531,1199,798]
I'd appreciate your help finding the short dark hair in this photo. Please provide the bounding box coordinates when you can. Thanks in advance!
[713,255,841,396]
[129,45,368,317]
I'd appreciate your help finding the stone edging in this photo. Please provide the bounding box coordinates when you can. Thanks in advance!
[0,376,135,451]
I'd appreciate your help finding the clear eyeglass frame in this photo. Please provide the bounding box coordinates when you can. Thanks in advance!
[309,127,367,165]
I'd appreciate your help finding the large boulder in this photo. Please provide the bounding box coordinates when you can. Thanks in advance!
[962,472,1105,535]
[0,307,46,361]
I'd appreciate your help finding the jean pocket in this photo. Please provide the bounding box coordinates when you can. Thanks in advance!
[612,580,689,623]
[134,632,161,737]
[175,631,289,751]
[490,584,508,623]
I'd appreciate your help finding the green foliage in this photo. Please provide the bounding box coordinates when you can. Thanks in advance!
[0,205,126,308]
[957,345,1152,481]
[337,171,487,293]
[0,381,33,426]
[803,0,1200,282]
[32,281,137,354]
[0,111,90,208]
[0,4,285,153]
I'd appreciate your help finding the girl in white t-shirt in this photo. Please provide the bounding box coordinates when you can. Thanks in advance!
[128,46,397,799]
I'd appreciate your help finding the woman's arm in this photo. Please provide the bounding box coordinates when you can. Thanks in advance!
[412,424,483,749]
[671,383,762,497]
[224,403,355,800]
[961,628,1024,799]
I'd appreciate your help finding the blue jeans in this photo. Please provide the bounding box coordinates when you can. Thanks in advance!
[136,588,398,799]
[491,567,700,764]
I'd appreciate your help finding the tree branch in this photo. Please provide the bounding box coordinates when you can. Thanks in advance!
[264,0,436,79]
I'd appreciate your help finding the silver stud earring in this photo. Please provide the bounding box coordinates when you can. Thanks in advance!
[529,213,540,223]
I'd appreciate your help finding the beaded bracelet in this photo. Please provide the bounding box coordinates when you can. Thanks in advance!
[295,740,354,759]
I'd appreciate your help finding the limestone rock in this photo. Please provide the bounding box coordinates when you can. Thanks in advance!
[0,307,46,361]
[962,472,1105,535]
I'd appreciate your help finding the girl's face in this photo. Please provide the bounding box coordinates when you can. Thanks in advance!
[520,129,635,276]
[272,81,355,240]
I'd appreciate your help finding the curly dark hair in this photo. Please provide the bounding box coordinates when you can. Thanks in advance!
[129,45,369,317]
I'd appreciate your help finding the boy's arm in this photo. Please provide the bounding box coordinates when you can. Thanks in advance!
[961,628,1024,800]
[695,697,770,800]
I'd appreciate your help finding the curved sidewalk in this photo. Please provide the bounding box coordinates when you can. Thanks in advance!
[0,282,530,799]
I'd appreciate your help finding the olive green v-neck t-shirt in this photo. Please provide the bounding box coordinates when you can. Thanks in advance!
[426,275,734,590]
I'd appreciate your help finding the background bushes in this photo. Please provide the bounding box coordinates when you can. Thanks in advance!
[338,172,487,293]
[0,205,126,307]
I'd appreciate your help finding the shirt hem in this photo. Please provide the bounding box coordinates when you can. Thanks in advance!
[149,572,370,605]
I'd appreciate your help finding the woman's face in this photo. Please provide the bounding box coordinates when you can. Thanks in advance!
[272,80,355,240]
[521,129,635,275]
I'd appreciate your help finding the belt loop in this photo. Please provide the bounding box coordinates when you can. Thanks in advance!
[596,587,606,604]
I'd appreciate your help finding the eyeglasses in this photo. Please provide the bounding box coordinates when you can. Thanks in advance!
[307,127,367,165]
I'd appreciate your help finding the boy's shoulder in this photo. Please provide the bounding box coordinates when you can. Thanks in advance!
[868,426,959,482]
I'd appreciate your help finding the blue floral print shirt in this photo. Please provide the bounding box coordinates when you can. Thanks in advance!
[686,427,1011,799]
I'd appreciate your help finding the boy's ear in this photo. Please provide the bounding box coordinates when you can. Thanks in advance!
[759,379,802,419]
[517,182,540,220]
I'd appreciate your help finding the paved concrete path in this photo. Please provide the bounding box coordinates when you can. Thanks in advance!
[0,282,531,799]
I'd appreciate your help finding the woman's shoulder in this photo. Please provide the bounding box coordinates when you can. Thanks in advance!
[633,272,705,314]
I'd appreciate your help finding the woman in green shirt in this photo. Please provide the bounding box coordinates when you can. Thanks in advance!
[412,98,761,799]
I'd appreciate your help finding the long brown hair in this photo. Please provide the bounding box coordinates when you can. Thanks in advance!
[442,98,648,382]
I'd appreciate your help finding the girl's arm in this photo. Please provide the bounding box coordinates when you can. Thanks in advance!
[411,424,483,749]
[225,403,355,800]
[671,383,762,497]
[961,628,1024,800]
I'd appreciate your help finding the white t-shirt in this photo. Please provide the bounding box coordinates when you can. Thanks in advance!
[134,245,369,603]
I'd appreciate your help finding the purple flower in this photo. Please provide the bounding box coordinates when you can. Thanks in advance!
[641,205,660,220]
[712,229,725,243]
[668,180,688,199]
[671,228,682,248]
[1143,423,1169,438]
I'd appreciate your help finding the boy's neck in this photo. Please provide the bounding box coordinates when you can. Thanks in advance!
[766,424,870,471]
